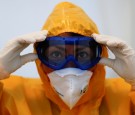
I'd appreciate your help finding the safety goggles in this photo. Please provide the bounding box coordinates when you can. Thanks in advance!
[36,36,102,70]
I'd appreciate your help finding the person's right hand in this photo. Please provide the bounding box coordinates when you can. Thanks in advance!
[0,30,48,80]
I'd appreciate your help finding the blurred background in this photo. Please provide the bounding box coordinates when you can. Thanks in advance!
[0,0,135,78]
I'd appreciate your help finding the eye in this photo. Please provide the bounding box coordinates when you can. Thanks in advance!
[50,51,63,58]
[77,51,89,58]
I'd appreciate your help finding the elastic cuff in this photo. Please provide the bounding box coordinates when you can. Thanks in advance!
[131,85,135,91]
[0,66,10,80]
[129,91,135,101]
[124,79,135,90]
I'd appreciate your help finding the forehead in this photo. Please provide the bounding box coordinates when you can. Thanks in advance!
[58,32,82,37]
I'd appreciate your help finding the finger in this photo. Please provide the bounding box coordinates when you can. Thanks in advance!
[39,30,48,36]
[16,30,48,44]
[33,30,48,42]
[107,40,127,49]
[2,30,48,57]
[20,53,38,65]
[91,33,108,45]
[92,33,127,49]
[34,34,47,42]
[99,57,114,68]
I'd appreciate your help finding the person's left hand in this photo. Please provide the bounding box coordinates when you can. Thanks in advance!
[92,34,135,89]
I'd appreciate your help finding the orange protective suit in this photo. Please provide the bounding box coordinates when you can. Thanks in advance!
[0,2,135,115]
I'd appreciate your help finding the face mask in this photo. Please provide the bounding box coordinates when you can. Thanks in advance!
[48,68,93,109]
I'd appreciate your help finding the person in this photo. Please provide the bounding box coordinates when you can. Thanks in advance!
[0,1,135,115]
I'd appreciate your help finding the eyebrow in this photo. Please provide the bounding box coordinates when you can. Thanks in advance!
[76,47,90,51]
[49,46,90,52]
[54,46,65,51]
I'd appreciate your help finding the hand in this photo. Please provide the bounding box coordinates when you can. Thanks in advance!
[92,34,135,87]
[0,30,48,79]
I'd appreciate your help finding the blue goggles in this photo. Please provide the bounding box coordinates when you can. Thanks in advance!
[36,36,102,70]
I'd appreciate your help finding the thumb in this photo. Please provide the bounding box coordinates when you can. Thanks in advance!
[21,53,38,65]
[99,57,114,68]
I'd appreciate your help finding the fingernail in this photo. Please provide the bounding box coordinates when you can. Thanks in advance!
[91,33,95,37]
[42,30,48,35]
[92,33,98,36]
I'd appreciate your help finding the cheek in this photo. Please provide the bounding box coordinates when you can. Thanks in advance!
[41,63,54,74]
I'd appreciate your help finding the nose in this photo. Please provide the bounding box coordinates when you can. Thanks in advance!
[64,45,76,68]
[64,61,76,68]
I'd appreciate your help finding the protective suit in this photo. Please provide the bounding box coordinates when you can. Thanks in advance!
[0,1,135,115]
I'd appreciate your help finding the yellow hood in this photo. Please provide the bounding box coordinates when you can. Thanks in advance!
[35,1,108,112]
[42,2,99,36]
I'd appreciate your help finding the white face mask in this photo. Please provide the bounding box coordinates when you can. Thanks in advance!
[48,68,93,109]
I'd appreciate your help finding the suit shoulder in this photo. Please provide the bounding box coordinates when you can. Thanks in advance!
[99,77,131,114]
[105,77,131,94]
[0,75,42,90]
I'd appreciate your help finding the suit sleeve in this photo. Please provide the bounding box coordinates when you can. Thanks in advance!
[0,82,3,100]
[129,91,135,114]
[0,76,19,115]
